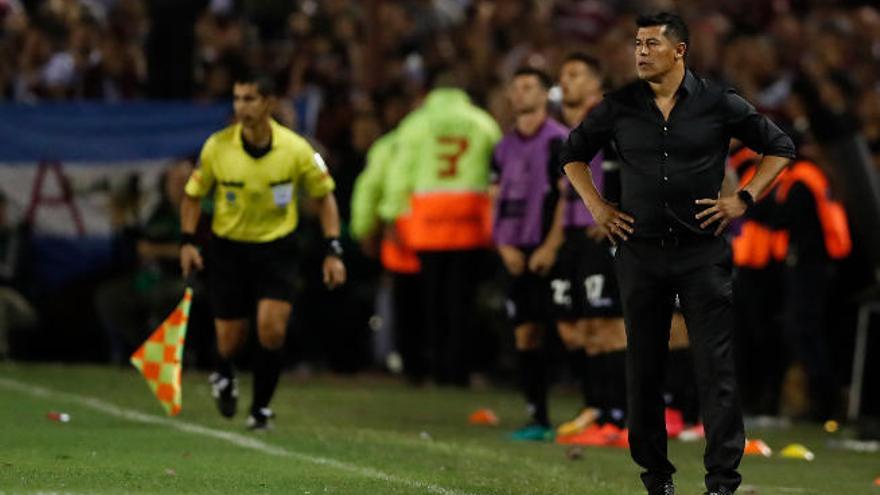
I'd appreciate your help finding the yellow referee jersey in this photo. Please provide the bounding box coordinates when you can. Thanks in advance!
[185,119,335,243]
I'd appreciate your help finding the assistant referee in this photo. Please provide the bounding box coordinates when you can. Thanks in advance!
[180,73,346,430]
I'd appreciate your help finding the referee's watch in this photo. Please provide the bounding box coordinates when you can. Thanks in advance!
[737,190,755,210]
[326,237,344,258]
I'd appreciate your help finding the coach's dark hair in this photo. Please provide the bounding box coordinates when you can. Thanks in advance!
[234,72,277,97]
[563,52,602,75]
[636,12,690,50]
[513,67,553,90]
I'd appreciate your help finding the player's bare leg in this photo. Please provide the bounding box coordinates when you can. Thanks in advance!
[247,298,292,430]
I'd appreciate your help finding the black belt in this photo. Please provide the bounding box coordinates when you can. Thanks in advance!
[629,233,713,248]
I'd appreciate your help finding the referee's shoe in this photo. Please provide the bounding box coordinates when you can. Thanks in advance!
[648,482,675,495]
[209,372,238,418]
[246,407,275,431]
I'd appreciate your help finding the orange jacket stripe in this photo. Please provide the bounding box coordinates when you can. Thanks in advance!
[733,220,777,268]
[380,216,421,273]
[774,160,852,260]
[407,191,492,251]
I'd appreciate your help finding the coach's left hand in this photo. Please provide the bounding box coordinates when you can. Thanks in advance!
[323,256,347,289]
[695,194,748,236]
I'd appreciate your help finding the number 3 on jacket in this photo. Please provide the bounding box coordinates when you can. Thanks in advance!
[436,136,469,178]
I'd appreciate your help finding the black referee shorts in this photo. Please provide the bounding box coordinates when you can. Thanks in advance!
[207,234,299,320]
[549,228,623,320]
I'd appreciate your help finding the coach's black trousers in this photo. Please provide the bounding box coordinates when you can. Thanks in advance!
[616,235,744,493]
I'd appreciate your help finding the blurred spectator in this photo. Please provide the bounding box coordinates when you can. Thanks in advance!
[0,191,36,359]
[774,149,852,420]
[146,0,207,99]
[94,158,192,364]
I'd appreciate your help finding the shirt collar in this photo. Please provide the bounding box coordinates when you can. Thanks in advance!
[233,119,279,149]
[425,88,470,107]
[640,69,698,99]
[679,69,698,96]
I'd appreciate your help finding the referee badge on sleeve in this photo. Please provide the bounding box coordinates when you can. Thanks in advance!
[313,152,328,172]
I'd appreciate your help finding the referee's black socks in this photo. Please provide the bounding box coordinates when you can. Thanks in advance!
[216,357,235,379]
[518,349,549,427]
[252,347,283,414]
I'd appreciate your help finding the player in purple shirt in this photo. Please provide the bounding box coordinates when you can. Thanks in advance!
[490,67,567,441]
[550,53,630,447]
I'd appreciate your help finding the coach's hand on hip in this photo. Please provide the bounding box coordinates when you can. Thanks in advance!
[593,200,635,245]
[180,244,204,277]
[323,255,346,289]
[695,193,748,235]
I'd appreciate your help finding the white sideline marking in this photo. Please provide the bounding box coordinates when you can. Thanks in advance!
[0,378,474,495]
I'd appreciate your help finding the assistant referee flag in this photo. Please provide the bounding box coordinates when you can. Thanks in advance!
[130,288,193,416]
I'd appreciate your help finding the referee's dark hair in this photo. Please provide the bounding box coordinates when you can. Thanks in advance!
[513,67,553,90]
[563,52,602,76]
[636,12,690,52]
[234,72,277,98]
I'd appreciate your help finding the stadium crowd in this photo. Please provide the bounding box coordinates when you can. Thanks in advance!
[1,0,879,430]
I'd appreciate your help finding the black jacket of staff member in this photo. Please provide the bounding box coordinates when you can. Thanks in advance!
[561,12,795,495]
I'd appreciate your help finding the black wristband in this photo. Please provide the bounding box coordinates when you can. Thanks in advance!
[737,190,755,210]
[326,237,343,258]
[180,232,198,247]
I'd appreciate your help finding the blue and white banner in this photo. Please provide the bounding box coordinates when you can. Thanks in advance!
[0,102,229,289]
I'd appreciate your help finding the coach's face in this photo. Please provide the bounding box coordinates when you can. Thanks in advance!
[233,83,272,127]
[560,61,601,107]
[508,75,547,115]
[635,25,685,81]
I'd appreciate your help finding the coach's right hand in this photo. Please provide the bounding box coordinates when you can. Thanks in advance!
[180,244,204,277]
[593,200,634,245]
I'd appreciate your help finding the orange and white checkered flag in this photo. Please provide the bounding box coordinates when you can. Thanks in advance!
[130,287,192,416]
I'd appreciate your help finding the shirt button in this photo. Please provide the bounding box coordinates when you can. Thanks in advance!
[668,227,673,233]
[663,126,668,131]
[663,151,669,158]
[664,176,669,181]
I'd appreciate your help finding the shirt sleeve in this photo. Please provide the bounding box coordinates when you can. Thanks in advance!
[184,136,216,198]
[298,143,336,198]
[723,90,796,159]
[350,141,388,240]
[378,123,418,222]
[559,99,615,168]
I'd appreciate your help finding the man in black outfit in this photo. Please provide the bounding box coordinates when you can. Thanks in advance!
[561,13,795,495]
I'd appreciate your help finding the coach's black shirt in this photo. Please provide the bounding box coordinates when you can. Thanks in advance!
[560,70,796,238]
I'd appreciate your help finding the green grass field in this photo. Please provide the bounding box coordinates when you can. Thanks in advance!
[0,363,877,495]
